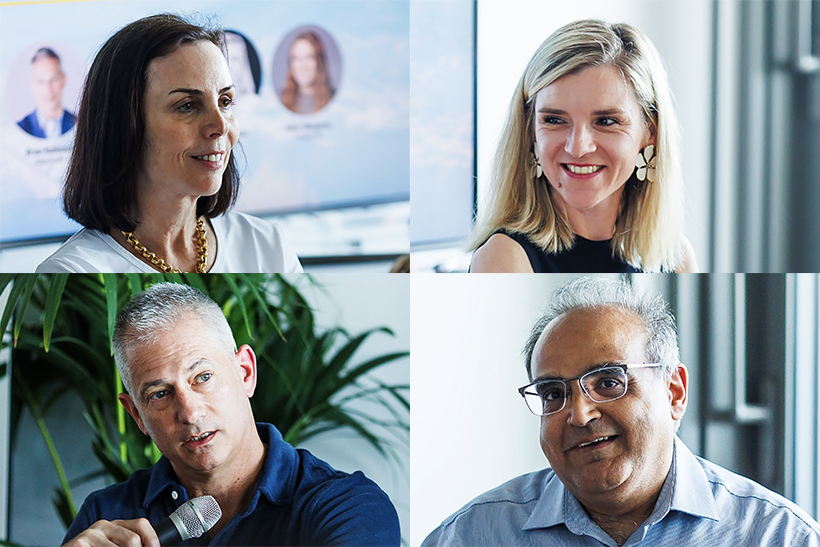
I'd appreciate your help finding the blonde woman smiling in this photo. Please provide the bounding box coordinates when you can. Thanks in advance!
[470,20,698,273]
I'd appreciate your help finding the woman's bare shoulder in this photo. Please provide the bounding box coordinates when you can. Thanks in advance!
[675,236,700,273]
[470,233,534,273]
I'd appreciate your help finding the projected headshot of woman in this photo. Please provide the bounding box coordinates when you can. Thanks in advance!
[279,30,335,114]
[36,13,302,273]
[469,19,698,273]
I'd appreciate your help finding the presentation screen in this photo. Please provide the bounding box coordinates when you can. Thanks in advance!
[0,0,409,246]
[409,0,474,246]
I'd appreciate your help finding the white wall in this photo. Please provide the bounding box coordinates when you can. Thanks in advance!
[476,0,713,270]
[410,273,622,546]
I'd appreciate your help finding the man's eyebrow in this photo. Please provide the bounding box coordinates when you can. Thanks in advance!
[531,362,623,383]
[186,358,208,373]
[137,359,209,399]
[139,378,166,401]
[168,85,235,96]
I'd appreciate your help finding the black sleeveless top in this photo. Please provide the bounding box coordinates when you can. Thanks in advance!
[497,231,642,273]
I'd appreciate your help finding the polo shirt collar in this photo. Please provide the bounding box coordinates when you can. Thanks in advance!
[143,456,179,509]
[141,422,299,508]
[521,436,719,534]
[255,422,300,504]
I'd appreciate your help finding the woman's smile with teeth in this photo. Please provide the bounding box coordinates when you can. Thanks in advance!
[193,153,222,162]
[564,164,604,175]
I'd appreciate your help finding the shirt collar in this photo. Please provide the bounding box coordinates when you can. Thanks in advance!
[522,436,719,533]
[35,109,61,138]
[521,471,566,531]
[142,422,299,508]
[666,436,720,521]
[143,456,179,509]
[255,422,300,504]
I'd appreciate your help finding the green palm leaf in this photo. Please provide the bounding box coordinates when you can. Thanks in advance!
[2,273,408,537]
[42,275,68,352]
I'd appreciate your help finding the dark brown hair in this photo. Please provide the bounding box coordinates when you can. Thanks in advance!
[63,13,240,232]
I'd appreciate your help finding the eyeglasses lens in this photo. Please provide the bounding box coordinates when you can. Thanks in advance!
[582,367,628,403]
[533,382,565,415]
[525,367,629,416]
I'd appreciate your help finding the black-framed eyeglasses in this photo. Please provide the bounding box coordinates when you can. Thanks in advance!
[518,363,661,416]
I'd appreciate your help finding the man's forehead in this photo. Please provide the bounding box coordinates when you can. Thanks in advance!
[127,319,203,370]
[32,57,60,71]
[531,306,647,377]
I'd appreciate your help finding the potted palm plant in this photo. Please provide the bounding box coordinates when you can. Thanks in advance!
[0,273,409,537]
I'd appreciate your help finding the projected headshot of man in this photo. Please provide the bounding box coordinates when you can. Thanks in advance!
[423,277,820,547]
[18,47,76,139]
[62,282,399,547]
[224,30,261,99]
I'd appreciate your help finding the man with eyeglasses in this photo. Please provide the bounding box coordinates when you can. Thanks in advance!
[423,277,820,547]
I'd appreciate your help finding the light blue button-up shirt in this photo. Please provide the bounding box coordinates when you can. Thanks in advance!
[423,437,820,546]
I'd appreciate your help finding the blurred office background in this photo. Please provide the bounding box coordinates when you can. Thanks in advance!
[0,0,410,272]
[411,273,820,545]
[411,0,820,272]
[0,274,409,546]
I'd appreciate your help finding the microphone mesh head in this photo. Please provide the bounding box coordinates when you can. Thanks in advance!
[176,495,222,538]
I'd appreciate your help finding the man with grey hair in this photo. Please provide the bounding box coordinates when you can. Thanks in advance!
[424,277,820,546]
[18,47,77,139]
[63,282,399,547]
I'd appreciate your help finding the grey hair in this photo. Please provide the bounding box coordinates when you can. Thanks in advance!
[523,277,680,380]
[113,283,236,395]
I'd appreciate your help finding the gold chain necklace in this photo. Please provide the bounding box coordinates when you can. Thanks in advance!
[122,218,208,273]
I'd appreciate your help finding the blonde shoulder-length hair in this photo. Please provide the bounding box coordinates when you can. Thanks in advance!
[467,19,684,272]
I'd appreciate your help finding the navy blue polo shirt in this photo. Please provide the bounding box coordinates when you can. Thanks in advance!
[63,423,400,546]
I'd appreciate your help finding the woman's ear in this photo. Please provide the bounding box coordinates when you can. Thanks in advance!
[645,121,657,146]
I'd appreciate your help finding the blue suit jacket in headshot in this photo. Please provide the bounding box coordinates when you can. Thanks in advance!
[17,109,76,139]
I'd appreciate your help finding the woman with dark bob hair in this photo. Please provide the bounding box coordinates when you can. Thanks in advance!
[36,14,301,273]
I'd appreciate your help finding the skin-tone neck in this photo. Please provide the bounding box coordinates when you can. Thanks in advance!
[110,191,217,272]
[41,101,63,120]
[580,448,671,545]
[176,432,266,537]
[552,188,622,241]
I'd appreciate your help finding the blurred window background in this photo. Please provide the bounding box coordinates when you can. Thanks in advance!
[411,273,820,544]
[410,0,820,273]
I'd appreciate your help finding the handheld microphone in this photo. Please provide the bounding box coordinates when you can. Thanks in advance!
[154,495,222,546]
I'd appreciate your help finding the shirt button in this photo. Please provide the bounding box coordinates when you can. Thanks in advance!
[171,491,178,500]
